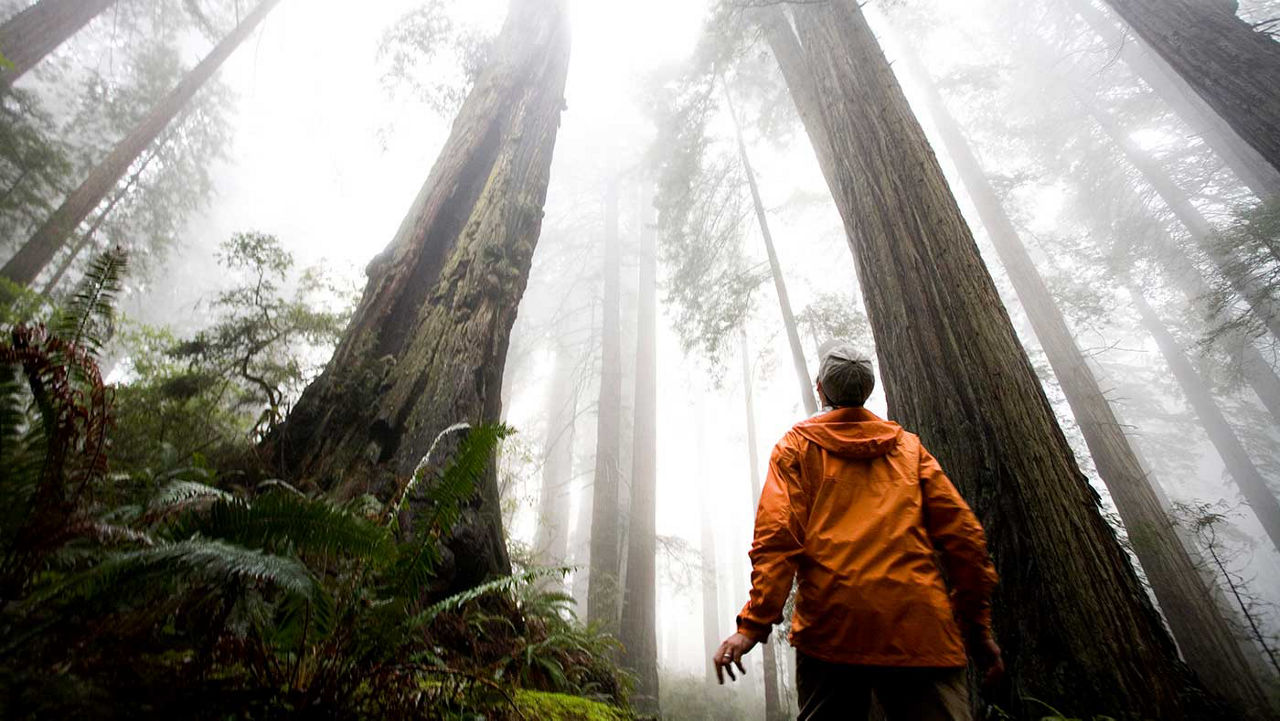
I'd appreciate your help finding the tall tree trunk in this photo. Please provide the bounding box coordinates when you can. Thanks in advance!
[587,179,623,632]
[764,4,1222,718]
[896,35,1273,716]
[0,0,117,92]
[1,0,281,288]
[740,331,785,721]
[723,81,817,416]
[1100,0,1280,181]
[1064,0,1280,200]
[262,0,570,594]
[534,342,578,570]
[620,185,659,712]
[697,410,721,686]
[1128,287,1280,553]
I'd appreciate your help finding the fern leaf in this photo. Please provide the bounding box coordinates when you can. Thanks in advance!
[52,247,127,357]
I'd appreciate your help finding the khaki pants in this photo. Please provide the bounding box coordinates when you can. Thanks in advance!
[796,652,971,721]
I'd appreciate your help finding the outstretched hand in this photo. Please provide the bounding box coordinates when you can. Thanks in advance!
[712,632,758,684]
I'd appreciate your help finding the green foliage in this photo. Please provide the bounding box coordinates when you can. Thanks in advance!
[52,247,127,357]
[1203,198,1280,345]
[379,0,494,116]
[514,690,630,721]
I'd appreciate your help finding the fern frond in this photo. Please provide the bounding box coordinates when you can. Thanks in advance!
[177,491,395,563]
[151,480,234,510]
[52,247,127,357]
[46,537,318,608]
[415,566,568,625]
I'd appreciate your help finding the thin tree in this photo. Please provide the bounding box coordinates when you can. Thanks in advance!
[722,79,818,416]
[739,330,785,721]
[0,0,118,92]
[262,0,571,594]
[1100,0,1280,181]
[533,341,578,570]
[895,33,1273,715]
[620,185,659,712]
[759,3,1222,717]
[588,179,624,631]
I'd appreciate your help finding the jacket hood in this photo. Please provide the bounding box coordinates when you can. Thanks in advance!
[793,406,902,459]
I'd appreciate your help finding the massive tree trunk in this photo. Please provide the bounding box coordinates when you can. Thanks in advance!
[1128,288,1280,553]
[896,36,1272,716]
[587,180,623,632]
[0,0,281,288]
[1100,0,1280,181]
[1064,0,1280,200]
[534,342,578,570]
[762,3,1222,718]
[0,0,117,92]
[723,82,818,416]
[739,331,786,721]
[620,186,659,712]
[262,0,571,593]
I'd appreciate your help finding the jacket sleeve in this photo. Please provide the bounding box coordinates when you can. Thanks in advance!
[918,443,999,641]
[736,436,809,643]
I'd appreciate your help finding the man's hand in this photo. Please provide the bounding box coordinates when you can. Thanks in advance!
[969,635,1004,690]
[712,632,757,684]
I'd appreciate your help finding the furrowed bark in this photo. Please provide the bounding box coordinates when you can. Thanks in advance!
[896,34,1272,716]
[1,0,282,288]
[1101,0,1280,182]
[765,3,1224,717]
[263,0,571,594]
[0,0,118,92]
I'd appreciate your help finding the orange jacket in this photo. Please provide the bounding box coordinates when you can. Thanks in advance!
[736,407,997,667]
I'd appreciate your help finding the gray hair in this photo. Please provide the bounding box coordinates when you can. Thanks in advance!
[817,340,875,408]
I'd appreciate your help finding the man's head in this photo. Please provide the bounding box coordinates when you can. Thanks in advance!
[816,340,875,408]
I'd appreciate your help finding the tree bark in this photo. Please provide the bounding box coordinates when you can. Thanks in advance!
[723,81,817,416]
[587,179,623,632]
[533,342,577,570]
[740,331,785,721]
[1064,0,1280,200]
[620,185,659,712]
[1101,0,1280,183]
[1,0,281,288]
[0,0,118,92]
[764,3,1223,718]
[262,0,570,594]
[896,35,1273,716]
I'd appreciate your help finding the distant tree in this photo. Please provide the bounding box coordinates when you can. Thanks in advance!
[1101,0,1280,183]
[263,0,572,596]
[1,0,278,288]
[0,0,117,92]
[756,1,1222,717]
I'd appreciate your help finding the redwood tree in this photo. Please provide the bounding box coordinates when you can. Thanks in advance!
[263,0,571,593]
[1,0,282,288]
[895,32,1272,715]
[0,0,117,92]
[760,2,1223,717]
[1100,0,1280,182]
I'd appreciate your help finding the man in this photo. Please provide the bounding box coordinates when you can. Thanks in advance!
[713,342,1002,721]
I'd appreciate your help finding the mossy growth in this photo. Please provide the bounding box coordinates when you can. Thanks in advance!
[513,690,631,721]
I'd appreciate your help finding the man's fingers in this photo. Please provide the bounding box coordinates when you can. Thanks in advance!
[733,646,747,674]
[715,658,724,685]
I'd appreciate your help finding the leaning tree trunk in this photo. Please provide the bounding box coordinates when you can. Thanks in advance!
[764,3,1223,718]
[587,179,624,632]
[739,331,786,721]
[1063,0,1280,200]
[620,185,659,713]
[0,0,117,92]
[1100,0,1280,181]
[896,34,1273,716]
[723,82,817,416]
[1128,288,1280,553]
[0,0,281,288]
[533,342,578,570]
[262,0,570,594]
